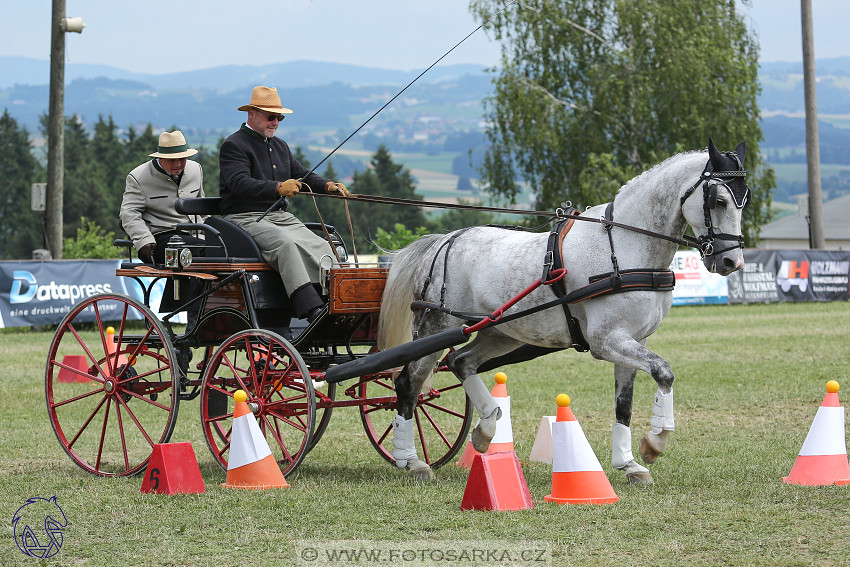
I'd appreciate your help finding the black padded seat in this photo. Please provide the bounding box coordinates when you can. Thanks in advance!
[175,197,338,264]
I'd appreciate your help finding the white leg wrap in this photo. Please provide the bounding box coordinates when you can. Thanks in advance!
[391,415,417,469]
[611,423,635,469]
[650,388,675,435]
[463,375,502,421]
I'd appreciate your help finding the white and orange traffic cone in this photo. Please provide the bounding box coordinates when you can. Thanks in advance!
[545,394,618,505]
[221,390,290,490]
[105,326,130,370]
[457,372,514,469]
[783,380,850,486]
[529,416,556,464]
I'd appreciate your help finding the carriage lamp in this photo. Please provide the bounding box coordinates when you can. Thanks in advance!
[164,235,193,270]
[334,243,348,262]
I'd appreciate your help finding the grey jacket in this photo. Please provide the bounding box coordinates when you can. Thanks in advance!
[119,159,206,250]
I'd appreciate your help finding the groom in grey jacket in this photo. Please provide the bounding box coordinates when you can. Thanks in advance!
[120,130,206,263]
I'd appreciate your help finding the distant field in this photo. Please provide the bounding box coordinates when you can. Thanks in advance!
[769,162,850,184]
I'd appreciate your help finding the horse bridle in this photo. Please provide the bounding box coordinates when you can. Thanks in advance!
[679,152,750,258]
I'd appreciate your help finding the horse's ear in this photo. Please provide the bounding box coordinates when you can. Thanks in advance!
[734,140,747,163]
[707,137,722,164]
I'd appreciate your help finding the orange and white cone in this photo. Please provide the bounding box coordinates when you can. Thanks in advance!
[457,372,514,468]
[529,416,556,464]
[221,390,289,490]
[545,394,618,505]
[105,326,129,369]
[783,380,850,486]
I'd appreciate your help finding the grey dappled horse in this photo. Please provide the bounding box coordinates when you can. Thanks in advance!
[378,139,749,484]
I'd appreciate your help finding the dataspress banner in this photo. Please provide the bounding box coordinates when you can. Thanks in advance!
[0,260,141,328]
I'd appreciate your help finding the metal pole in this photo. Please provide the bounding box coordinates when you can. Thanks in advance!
[47,0,66,259]
[801,0,825,249]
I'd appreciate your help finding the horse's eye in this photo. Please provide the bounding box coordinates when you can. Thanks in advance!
[716,198,727,208]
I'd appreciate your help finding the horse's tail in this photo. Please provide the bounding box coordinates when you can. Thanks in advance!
[377,234,445,351]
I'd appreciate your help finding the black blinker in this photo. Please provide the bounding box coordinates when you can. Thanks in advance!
[706,183,718,209]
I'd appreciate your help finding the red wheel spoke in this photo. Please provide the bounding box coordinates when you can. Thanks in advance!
[50,357,100,384]
[414,411,432,463]
[420,401,466,419]
[95,397,111,472]
[66,394,108,449]
[418,405,452,449]
[51,386,103,409]
[67,324,109,381]
[114,399,130,473]
[117,388,172,413]
[376,423,392,445]
[259,413,295,464]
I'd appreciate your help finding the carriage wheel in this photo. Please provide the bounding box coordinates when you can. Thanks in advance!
[45,293,179,477]
[358,367,473,469]
[200,329,315,478]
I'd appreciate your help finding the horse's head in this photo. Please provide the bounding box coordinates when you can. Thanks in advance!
[680,138,750,275]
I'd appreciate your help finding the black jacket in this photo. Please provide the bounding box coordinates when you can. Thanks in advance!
[219,124,330,214]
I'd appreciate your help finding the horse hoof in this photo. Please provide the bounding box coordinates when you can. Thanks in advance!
[408,461,435,482]
[626,470,654,485]
[639,436,661,464]
[470,426,493,453]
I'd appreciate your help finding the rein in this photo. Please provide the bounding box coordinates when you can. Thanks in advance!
[401,153,748,348]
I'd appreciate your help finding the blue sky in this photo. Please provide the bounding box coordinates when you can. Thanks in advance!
[1,0,847,74]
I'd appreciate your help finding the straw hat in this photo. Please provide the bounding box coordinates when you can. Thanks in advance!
[149,131,198,159]
[237,86,293,114]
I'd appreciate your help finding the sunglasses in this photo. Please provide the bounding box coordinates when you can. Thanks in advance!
[262,112,286,122]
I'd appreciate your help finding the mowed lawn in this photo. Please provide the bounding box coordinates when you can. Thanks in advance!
[1,302,849,566]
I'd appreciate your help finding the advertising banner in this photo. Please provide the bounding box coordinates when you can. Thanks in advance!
[727,250,850,304]
[726,250,779,304]
[0,260,140,328]
[669,250,729,305]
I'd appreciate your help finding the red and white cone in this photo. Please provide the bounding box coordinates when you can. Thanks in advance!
[545,393,618,505]
[221,390,289,490]
[529,416,556,464]
[457,372,514,468]
[783,380,850,486]
[105,326,129,369]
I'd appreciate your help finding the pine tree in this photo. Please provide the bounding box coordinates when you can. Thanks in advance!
[0,110,45,258]
[348,146,432,252]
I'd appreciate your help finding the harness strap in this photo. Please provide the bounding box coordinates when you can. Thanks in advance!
[414,228,472,339]
[542,209,588,352]
[603,202,622,289]
[410,269,675,329]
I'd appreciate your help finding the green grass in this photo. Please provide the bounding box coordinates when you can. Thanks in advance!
[2,302,850,566]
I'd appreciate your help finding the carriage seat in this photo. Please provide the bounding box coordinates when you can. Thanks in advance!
[175,197,337,264]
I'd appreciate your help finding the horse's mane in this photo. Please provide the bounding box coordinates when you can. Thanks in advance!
[613,149,706,200]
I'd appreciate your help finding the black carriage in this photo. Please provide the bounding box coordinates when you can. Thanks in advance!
[45,197,472,478]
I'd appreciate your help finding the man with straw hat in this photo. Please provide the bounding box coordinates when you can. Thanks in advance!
[120,130,206,264]
[219,85,349,323]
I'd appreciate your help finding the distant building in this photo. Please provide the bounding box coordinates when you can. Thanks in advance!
[758,193,850,250]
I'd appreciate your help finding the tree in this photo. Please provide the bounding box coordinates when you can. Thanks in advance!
[436,199,496,232]
[471,0,774,245]
[194,136,224,197]
[0,110,44,258]
[63,217,117,259]
[348,145,432,252]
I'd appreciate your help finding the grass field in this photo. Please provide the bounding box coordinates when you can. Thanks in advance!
[1,302,849,566]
